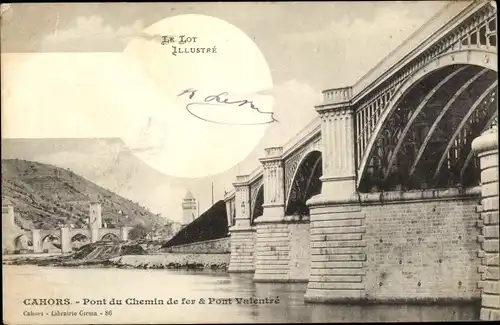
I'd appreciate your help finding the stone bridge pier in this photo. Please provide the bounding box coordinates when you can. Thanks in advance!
[472,126,499,320]
[227,175,256,273]
[253,147,289,282]
[31,228,73,253]
[252,146,314,283]
[304,89,365,302]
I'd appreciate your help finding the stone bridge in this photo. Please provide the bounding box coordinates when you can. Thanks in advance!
[2,201,132,254]
[223,1,498,320]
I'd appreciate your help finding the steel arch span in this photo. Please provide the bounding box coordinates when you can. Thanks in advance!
[285,150,323,217]
[250,184,264,225]
[357,49,498,192]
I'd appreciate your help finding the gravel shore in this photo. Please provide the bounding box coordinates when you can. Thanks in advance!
[2,253,230,270]
[110,254,230,270]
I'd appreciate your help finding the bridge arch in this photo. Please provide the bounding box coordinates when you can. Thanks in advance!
[41,233,61,252]
[285,150,322,216]
[100,232,120,242]
[250,184,264,225]
[13,234,32,252]
[71,233,90,249]
[227,198,236,227]
[358,48,498,191]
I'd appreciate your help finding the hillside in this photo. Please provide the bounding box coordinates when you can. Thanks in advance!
[2,159,178,237]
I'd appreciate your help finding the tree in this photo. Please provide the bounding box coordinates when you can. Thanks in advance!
[128,224,149,241]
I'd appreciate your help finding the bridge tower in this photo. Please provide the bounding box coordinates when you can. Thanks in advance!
[2,199,29,254]
[182,190,198,227]
[2,199,17,253]
[89,201,102,243]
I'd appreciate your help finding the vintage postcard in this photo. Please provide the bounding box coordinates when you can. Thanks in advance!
[2,1,499,324]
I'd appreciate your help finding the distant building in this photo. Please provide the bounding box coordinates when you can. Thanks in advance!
[181,190,198,227]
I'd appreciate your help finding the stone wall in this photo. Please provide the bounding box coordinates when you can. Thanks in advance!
[112,253,230,270]
[254,221,310,282]
[288,223,311,280]
[306,204,366,301]
[306,187,482,303]
[472,128,499,320]
[363,191,481,302]
[163,237,230,254]
[253,230,257,267]
[228,227,255,272]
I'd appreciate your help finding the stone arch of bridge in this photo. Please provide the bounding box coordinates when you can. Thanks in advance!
[285,150,323,217]
[250,184,264,225]
[13,233,32,251]
[357,48,498,192]
[71,232,90,250]
[70,232,90,242]
[41,232,61,251]
[100,232,120,242]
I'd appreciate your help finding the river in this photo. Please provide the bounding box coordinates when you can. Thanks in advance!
[3,265,479,324]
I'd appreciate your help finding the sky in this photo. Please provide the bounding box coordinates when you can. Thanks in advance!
[1,1,451,222]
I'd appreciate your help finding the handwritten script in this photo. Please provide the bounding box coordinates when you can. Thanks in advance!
[178,89,277,125]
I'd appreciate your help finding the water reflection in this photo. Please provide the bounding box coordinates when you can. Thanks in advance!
[3,266,479,324]
[227,274,479,323]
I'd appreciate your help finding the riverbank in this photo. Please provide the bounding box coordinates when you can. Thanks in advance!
[2,253,114,267]
[111,254,230,270]
[2,253,230,270]
[2,240,230,270]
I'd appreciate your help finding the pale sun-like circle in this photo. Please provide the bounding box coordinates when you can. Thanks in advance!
[122,14,274,179]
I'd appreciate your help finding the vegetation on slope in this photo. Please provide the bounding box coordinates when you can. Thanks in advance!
[2,159,177,239]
